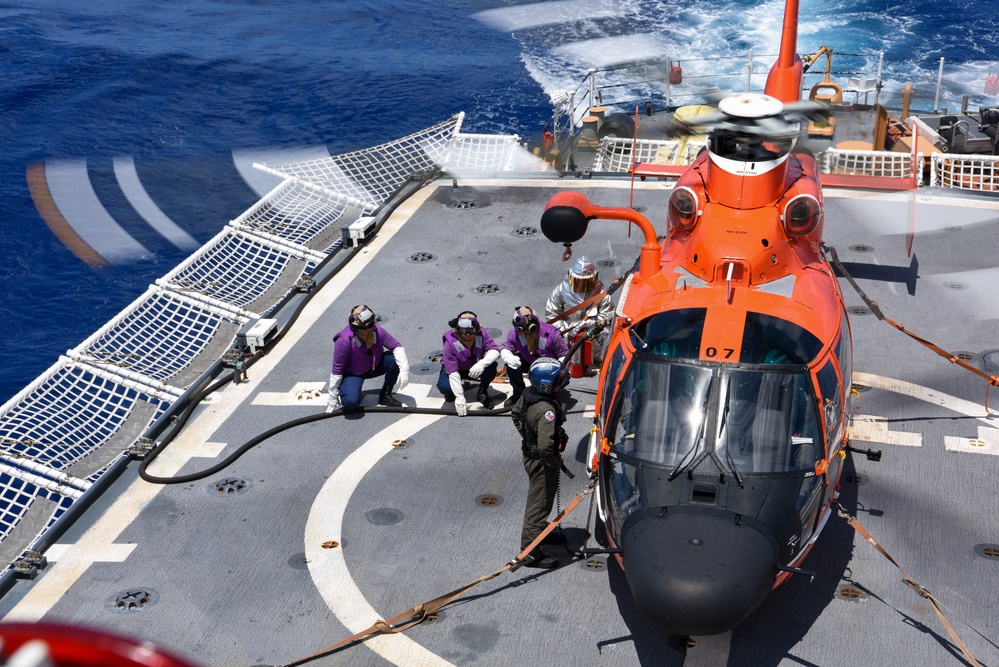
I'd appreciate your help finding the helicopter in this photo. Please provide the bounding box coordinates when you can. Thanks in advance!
[538,0,861,637]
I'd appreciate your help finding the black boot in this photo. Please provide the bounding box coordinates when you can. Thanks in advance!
[522,548,558,569]
[442,391,456,402]
[379,387,402,408]
[503,393,521,409]
[477,386,494,409]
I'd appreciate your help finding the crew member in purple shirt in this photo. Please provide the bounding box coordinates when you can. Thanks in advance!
[437,311,500,415]
[326,305,409,411]
[500,306,569,408]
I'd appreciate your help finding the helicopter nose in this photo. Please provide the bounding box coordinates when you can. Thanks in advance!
[621,508,778,636]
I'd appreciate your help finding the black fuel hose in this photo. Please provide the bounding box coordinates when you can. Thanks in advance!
[138,404,511,485]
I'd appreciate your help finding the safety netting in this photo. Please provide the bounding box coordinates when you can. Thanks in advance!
[823,148,921,182]
[0,114,525,572]
[931,153,999,191]
[593,137,706,172]
[256,113,524,209]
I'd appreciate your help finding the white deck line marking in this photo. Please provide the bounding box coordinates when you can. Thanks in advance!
[112,156,200,251]
[849,414,922,447]
[252,382,329,406]
[305,386,457,667]
[3,184,438,623]
[853,372,999,451]
[945,426,999,455]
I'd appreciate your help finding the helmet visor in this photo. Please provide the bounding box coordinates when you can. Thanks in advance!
[568,275,597,294]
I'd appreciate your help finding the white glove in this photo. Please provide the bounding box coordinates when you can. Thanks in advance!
[468,349,499,379]
[501,348,521,370]
[393,347,409,391]
[448,371,464,398]
[326,374,342,413]
[455,395,468,416]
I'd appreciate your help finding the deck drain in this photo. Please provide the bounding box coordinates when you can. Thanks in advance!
[835,584,870,603]
[295,389,323,401]
[407,252,437,264]
[410,362,438,376]
[848,306,871,316]
[953,351,976,362]
[321,540,340,550]
[944,282,968,290]
[579,556,607,571]
[107,588,159,613]
[287,553,310,570]
[842,473,868,485]
[425,350,443,363]
[473,283,504,294]
[391,437,411,448]
[212,478,250,495]
[511,226,539,238]
[477,494,503,507]
[366,508,404,526]
[452,200,478,209]
[852,383,872,393]
[849,244,874,253]
[974,544,999,560]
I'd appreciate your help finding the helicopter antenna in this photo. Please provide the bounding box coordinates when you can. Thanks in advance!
[764,0,803,103]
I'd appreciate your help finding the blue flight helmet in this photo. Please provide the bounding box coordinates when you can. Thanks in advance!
[529,357,567,395]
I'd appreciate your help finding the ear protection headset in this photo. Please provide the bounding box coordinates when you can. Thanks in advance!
[349,305,376,332]
[512,306,539,334]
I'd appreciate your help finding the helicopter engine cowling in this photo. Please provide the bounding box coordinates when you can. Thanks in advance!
[620,506,778,636]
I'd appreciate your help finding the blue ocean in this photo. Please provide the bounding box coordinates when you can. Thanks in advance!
[1,0,996,405]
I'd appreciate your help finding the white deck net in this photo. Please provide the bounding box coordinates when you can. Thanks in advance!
[0,114,521,570]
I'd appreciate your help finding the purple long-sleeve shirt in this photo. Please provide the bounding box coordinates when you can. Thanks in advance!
[502,322,568,366]
[441,329,499,375]
[330,324,402,376]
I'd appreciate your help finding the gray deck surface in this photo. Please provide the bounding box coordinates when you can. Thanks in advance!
[2,175,998,667]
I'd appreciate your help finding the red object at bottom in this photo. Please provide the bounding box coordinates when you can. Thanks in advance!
[0,622,200,667]
[569,334,593,378]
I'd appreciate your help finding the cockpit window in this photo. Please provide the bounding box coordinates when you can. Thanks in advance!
[632,308,706,359]
[612,358,712,467]
[742,312,823,365]
[707,131,795,163]
[717,367,820,473]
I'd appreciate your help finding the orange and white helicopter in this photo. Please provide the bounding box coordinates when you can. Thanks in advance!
[540,0,867,637]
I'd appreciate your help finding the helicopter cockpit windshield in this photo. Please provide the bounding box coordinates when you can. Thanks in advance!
[609,309,823,477]
[611,359,819,475]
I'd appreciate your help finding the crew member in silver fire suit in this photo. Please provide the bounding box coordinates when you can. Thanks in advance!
[512,357,570,569]
[544,256,614,364]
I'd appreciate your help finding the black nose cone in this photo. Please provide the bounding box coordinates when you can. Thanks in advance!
[621,509,778,635]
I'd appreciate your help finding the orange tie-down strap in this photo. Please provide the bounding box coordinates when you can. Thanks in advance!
[823,243,999,409]
[836,504,998,666]
[281,482,596,667]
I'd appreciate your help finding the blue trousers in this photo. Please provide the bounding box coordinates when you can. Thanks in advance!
[436,363,498,395]
[340,355,399,407]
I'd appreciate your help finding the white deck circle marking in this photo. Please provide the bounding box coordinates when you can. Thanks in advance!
[304,400,458,667]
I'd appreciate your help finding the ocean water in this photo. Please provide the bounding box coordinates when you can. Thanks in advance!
[1,0,996,405]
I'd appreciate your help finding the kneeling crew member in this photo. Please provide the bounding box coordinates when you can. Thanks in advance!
[327,305,409,411]
[512,357,570,569]
[437,311,500,415]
